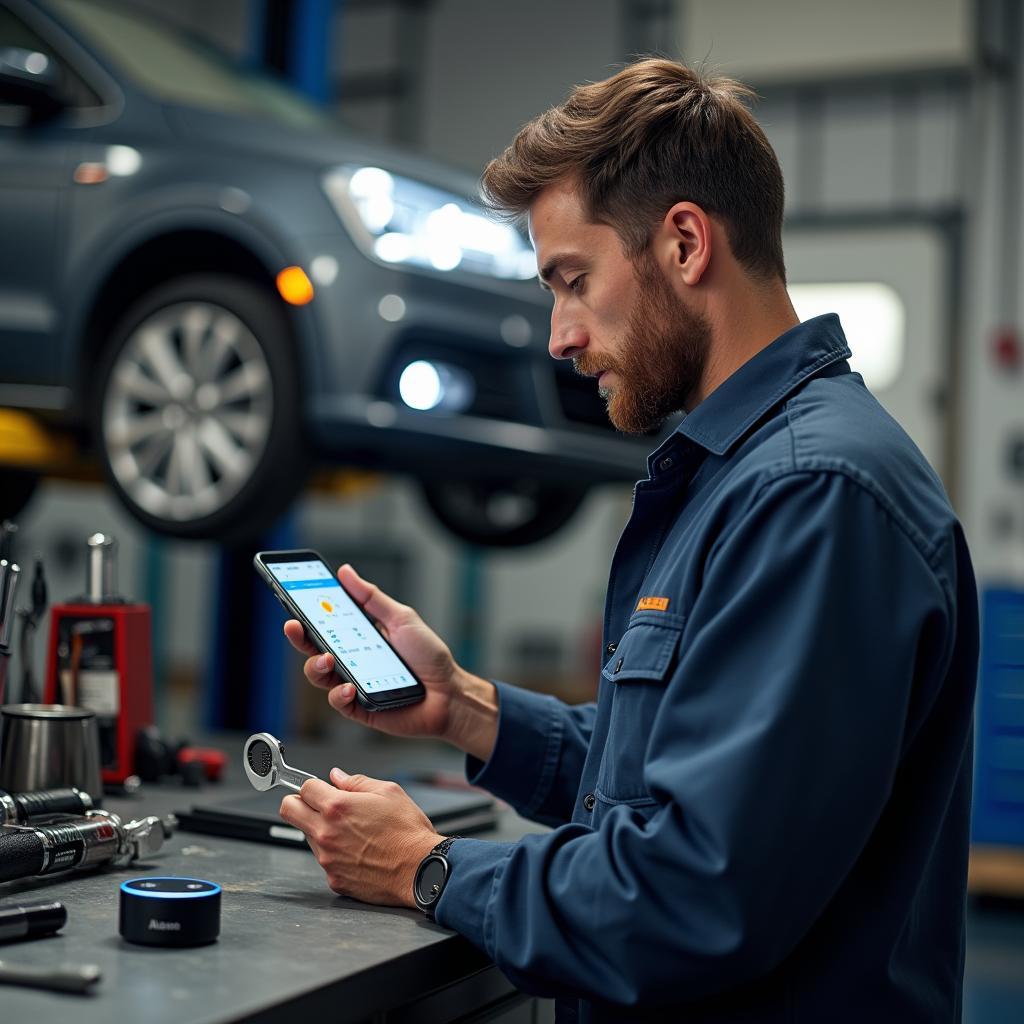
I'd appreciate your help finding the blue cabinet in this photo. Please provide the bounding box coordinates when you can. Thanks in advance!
[973,588,1024,846]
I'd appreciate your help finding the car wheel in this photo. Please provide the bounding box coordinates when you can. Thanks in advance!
[93,275,306,540]
[0,468,40,521]
[419,478,588,548]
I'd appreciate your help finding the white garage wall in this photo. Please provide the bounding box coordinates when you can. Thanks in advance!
[681,0,974,82]
[420,0,623,171]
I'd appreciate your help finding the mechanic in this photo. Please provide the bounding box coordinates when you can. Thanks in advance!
[279,58,979,1023]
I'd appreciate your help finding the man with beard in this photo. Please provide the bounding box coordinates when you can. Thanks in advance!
[279,59,979,1023]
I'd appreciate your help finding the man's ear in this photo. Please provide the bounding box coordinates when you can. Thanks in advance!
[659,202,711,287]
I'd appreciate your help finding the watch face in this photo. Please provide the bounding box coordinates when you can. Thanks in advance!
[417,860,446,901]
[417,856,447,905]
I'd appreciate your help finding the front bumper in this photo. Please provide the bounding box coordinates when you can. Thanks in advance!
[307,394,648,483]
[290,234,660,483]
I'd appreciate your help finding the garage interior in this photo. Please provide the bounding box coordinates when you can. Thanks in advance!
[1,1,1023,1021]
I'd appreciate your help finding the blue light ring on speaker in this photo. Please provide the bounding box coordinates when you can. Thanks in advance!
[120,877,222,898]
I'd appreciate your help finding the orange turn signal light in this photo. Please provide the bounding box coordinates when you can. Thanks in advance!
[276,266,314,306]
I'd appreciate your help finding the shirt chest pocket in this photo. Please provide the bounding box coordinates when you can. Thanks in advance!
[596,614,684,805]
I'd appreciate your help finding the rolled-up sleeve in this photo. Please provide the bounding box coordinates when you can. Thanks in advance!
[436,471,953,1006]
[465,681,595,827]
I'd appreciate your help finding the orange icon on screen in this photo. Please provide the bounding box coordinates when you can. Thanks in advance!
[320,600,334,613]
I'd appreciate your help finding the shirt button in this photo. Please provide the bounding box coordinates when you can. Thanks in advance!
[613,657,623,674]
[583,793,596,811]
[605,642,617,656]
[659,456,674,471]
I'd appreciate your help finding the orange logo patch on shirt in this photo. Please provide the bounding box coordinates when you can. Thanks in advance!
[636,596,670,612]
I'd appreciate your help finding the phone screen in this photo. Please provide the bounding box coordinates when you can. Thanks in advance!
[265,557,417,695]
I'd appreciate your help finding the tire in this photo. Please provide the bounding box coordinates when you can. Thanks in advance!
[419,478,588,548]
[93,275,307,541]
[0,468,40,521]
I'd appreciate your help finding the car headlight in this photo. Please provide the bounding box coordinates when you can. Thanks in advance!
[323,165,537,280]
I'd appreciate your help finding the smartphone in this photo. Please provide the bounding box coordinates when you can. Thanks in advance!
[254,549,426,711]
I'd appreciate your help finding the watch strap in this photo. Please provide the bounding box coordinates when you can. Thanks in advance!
[431,836,458,858]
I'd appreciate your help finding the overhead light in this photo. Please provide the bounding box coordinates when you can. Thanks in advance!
[398,360,474,413]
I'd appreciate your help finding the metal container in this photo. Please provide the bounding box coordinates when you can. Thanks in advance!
[86,533,117,603]
[0,704,103,801]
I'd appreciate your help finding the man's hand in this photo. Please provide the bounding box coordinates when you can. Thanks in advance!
[283,564,498,761]
[280,768,443,907]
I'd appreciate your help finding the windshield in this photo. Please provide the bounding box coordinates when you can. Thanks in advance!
[47,0,340,131]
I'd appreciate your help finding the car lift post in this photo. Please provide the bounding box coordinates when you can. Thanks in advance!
[205,0,337,734]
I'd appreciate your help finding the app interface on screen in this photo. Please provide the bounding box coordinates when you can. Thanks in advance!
[268,560,415,694]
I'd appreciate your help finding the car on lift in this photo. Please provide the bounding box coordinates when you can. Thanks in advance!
[0,0,662,546]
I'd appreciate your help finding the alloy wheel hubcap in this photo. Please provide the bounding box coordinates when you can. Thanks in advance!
[102,301,274,522]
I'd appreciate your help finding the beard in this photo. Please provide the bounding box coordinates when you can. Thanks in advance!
[573,253,711,435]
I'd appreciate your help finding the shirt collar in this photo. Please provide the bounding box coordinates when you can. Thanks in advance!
[674,313,852,456]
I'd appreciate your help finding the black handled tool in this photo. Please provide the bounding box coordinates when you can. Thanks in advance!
[0,787,93,825]
[0,959,101,994]
[0,811,175,884]
[0,901,66,944]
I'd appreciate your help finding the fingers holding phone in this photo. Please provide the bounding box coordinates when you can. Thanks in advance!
[257,549,427,714]
[279,564,499,761]
[265,551,465,741]
[335,564,409,639]
[280,620,380,728]
[282,620,336,688]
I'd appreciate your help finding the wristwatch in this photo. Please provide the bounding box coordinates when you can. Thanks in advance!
[413,836,457,918]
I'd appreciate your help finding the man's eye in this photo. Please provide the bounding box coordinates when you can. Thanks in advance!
[567,275,585,293]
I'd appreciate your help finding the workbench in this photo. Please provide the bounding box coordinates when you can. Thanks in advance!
[0,732,553,1023]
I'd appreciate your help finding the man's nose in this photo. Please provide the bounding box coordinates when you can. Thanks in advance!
[548,313,588,360]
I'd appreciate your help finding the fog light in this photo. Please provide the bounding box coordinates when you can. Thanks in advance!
[398,360,474,412]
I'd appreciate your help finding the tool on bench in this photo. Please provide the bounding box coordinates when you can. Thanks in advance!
[243,733,317,793]
[0,900,67,944]
[0,810,175,884]
[0,785,93,825]
[16,556,48,705]
[0,894,100,994]
[0,704,104,801]
[0,557,21,705]
[0,958,101,994]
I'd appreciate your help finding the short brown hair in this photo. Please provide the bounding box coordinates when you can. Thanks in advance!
[481,58,786,283]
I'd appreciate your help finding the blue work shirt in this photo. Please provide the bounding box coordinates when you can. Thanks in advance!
[436,314,979,1023]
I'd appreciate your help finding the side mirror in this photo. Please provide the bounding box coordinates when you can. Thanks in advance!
[0,47,66,121]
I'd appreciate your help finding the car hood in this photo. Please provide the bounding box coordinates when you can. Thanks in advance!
[165,105,484,200]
